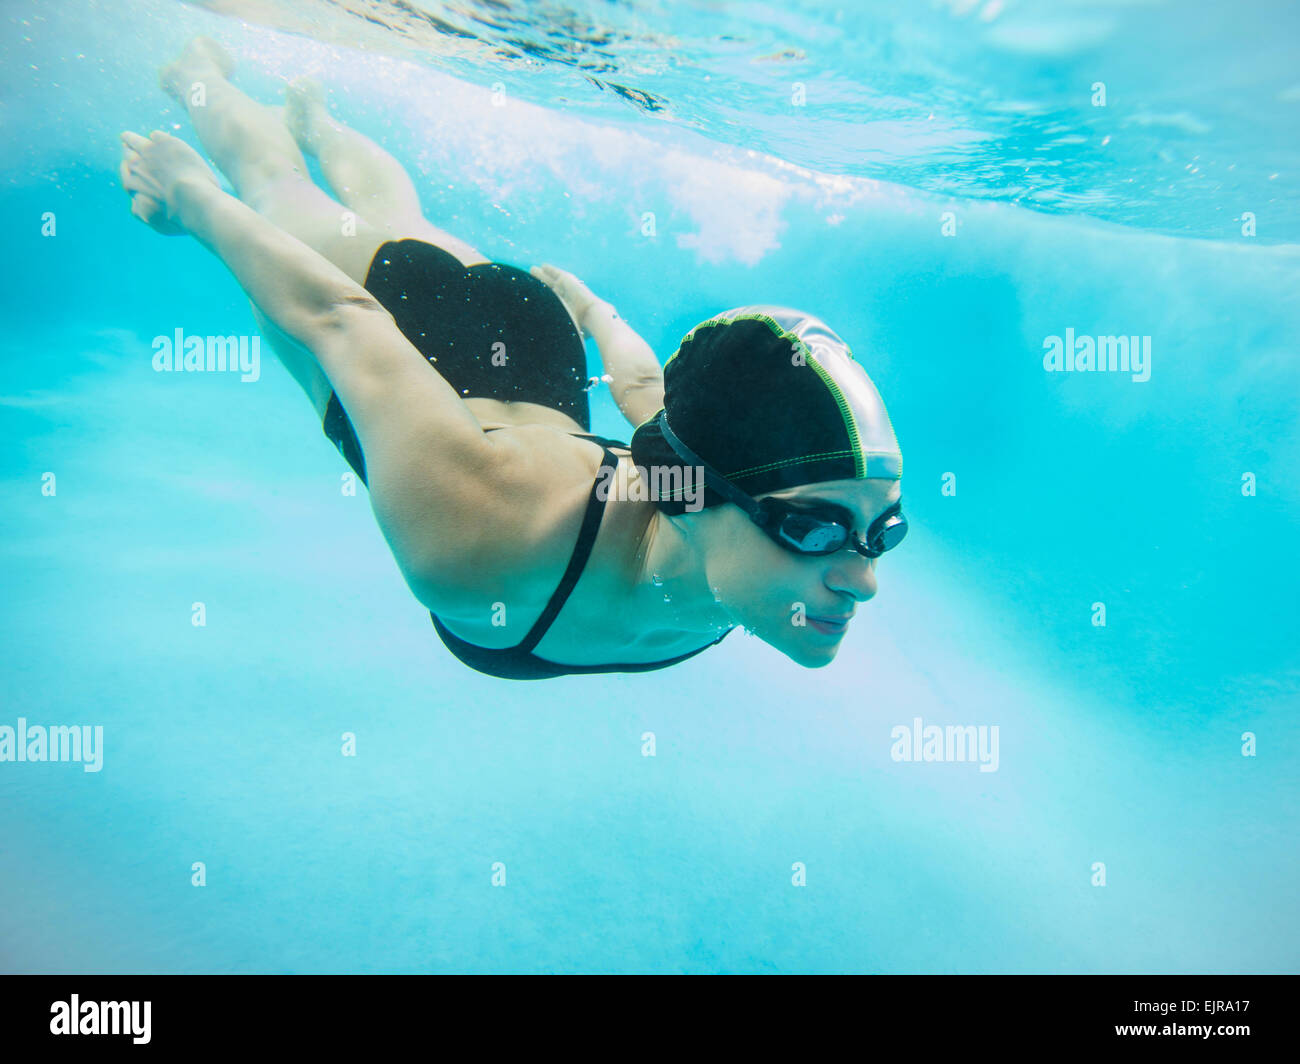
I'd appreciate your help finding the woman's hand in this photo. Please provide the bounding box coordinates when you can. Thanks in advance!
[529,263,604,337]
[119,129,220,236]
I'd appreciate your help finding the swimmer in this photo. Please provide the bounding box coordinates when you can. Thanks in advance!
[119,37,908,680]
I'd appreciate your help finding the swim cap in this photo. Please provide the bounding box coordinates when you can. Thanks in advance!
[629,306,902,515]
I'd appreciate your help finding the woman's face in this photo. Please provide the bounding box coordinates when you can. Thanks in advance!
[695,477,904,667]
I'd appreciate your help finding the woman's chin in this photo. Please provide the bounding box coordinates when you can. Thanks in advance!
[781,631,843,668]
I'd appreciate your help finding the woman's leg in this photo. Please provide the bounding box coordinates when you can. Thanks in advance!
[282,77,487,268]
[158,38,487,418]
[160,38,395,415]
[160,39,393,286]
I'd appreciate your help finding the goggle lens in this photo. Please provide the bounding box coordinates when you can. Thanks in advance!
[769,500,907,558]
[777,512,848,553]
[869,511,908,554]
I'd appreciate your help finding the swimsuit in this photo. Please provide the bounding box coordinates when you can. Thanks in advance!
[321,239,731,679]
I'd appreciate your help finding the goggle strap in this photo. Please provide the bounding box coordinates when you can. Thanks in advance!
[659,412,906,556]
[657,412,768,524]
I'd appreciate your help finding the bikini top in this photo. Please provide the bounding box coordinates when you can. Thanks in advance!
[429,431,733,680]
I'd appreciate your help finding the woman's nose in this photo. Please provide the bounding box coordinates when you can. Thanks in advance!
[826,556,878,602]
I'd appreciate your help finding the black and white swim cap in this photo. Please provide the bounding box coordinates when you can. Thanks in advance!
[630,306,903,514]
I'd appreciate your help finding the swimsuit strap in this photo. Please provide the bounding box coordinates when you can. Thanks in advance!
[514,439,620,654]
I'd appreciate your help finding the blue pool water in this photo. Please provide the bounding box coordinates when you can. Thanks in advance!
[1,0,1297,973]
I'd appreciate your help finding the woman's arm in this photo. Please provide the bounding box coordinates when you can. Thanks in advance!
[580,300,667,428]
[531,264,666,428]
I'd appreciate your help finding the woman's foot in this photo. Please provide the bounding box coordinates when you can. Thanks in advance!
[159,36,235,105]
[284,76,335,158]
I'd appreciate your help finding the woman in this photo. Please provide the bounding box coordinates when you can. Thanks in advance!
[119,38,908,680]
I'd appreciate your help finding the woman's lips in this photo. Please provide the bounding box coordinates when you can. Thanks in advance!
[808,615,850,635]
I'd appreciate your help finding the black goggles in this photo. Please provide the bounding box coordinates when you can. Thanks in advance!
[657,413,908,559]
[758,496,907,558]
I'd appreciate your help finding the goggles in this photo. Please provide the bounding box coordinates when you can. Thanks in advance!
[657,412,908,559]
